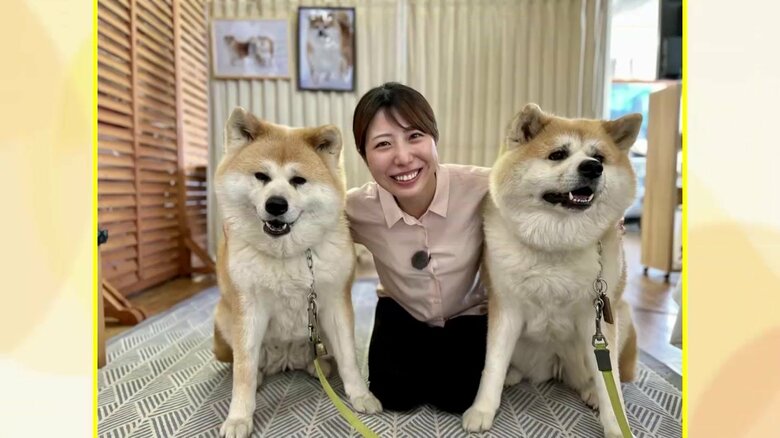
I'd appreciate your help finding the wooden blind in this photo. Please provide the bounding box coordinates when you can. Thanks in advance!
[176,0,210,271]
[98,0,209,295]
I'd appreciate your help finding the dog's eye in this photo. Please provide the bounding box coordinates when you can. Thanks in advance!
[593,153,605,163]
[548,150,568,161]
[254,172,270,182]
[290,176,307,186]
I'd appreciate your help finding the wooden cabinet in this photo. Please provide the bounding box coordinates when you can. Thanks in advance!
[641,82,682,281]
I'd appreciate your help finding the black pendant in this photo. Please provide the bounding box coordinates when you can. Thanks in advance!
[411,250,430,270]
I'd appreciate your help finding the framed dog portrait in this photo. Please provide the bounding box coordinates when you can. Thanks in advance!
[211,18,291,79]
[297,7,356,91]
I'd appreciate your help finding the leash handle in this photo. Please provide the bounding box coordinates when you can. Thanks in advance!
[594,345,633,438]
[314,359,379,438]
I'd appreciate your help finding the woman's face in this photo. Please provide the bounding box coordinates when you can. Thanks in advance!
[364,109,439,212]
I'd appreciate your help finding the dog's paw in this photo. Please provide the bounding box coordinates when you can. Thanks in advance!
[602,424,627,438]
[504,367,523,387]
[579,386,599,410]
[350,392,382,414]
[462,406,496,432]
[219,417,253,438]
[601,411,632,438]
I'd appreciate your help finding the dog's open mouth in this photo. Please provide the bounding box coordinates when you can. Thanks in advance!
[542,186,595,210]
[263,220,293,237]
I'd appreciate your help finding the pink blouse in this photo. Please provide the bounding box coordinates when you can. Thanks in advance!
[346,164,490,327]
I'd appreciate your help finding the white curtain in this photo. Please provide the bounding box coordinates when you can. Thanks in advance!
[406,0,610,166]
[207,0,610,255]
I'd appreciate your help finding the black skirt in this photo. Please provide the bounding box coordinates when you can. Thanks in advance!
[367,297,488,414]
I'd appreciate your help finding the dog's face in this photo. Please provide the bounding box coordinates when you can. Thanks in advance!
[252,36,273,55]
[491,104,642,250]
[250,36,274,65]
[215,108,346,256]
[308,12,340,44]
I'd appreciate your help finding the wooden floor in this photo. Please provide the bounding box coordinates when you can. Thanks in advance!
[622,223,682,375]
[106,226,682,375]
[104,274,217,340]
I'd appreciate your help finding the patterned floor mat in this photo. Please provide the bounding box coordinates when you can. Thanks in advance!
[98,287,682,437]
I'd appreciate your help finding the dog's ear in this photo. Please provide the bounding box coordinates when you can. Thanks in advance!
[505,103,550,150]
[306,125,343,168]
[335,11,351,33]
[602,113,643,151]
[309,125,342,155]
[224,107,262,153]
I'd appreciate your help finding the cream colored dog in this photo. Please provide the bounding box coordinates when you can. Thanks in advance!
[213,108,381,438]
[463,104,641,437]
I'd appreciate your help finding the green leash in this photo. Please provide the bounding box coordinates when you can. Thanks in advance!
[591,241,633,438]
[305,249,380,438]
[593,342,633,437]
[313,358,379,438]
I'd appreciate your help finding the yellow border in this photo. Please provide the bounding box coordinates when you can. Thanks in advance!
[93,0,99,436]
[681,0,688,436]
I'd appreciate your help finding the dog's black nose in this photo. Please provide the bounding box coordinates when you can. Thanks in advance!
[577,160,603,179]
[265,196,288,216]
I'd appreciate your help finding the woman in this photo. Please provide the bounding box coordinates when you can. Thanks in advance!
[346,82,490,413]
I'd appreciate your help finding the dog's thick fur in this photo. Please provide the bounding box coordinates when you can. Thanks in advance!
[213,108,381,438]
[462,104,642,437]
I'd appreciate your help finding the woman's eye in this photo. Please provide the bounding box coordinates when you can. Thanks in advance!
[548,150,568,161]
[290,176,307,186]
[409,132,423,140]
[375,141,390,148]
[254,172,270,182]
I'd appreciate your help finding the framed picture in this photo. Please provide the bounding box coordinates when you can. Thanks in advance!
[211,18,291,79]
[297,7,356,91]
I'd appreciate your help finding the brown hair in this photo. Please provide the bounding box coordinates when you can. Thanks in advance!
[352,82,439,159]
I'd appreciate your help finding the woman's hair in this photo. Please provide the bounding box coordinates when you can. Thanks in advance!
[352,82,439,159]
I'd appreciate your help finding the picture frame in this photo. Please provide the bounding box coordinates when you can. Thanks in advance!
[211,18,291,79]
[297,7,356,92]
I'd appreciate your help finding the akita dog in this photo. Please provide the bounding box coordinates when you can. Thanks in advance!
[462,104,641,437]
[213,108,381,438]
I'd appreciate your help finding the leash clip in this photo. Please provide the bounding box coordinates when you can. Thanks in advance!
[592,297,609,348]
[305,248,328,358]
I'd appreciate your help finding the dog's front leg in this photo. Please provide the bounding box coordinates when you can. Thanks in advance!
[319,293,382,414]
[220,302,270,438]
[462,311,522,432]
[586,322,632,438]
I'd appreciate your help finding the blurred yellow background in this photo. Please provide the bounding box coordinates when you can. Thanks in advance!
[1,1,780,436]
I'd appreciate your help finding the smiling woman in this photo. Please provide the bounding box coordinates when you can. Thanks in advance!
[346,82,491,414]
